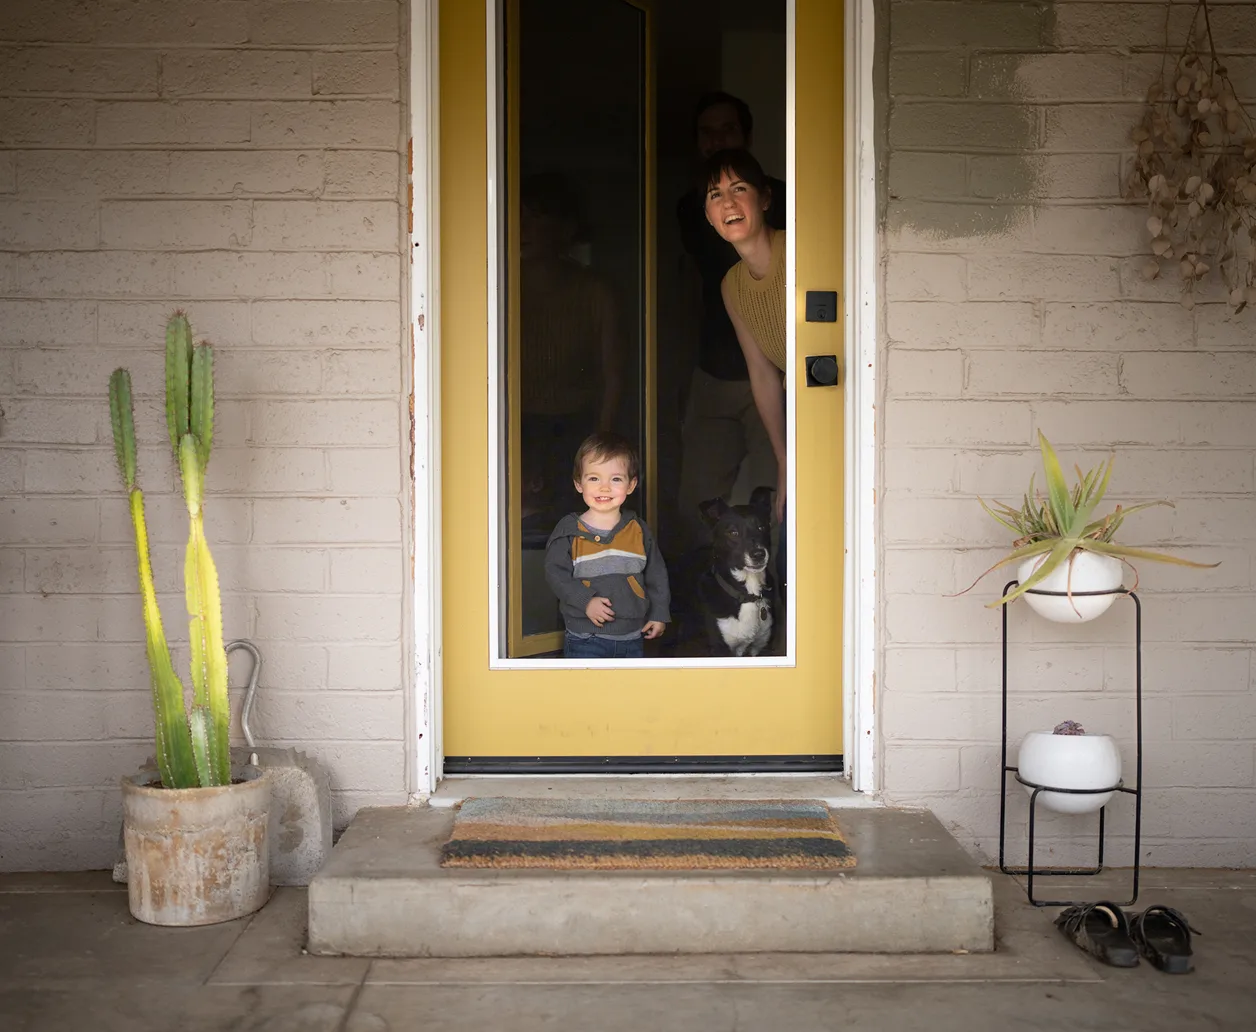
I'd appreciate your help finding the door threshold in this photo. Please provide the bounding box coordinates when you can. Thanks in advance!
[430,774,879,809]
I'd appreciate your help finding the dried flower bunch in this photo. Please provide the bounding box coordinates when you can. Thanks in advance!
[1053,721,1087,736]
[1126,0,1256,310]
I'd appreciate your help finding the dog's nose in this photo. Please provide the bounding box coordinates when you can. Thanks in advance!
[750,547,768,563]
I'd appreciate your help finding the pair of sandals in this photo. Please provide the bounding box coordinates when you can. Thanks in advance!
[1054,901,1199,973]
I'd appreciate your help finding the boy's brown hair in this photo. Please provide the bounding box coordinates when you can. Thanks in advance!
[572,431,639,484]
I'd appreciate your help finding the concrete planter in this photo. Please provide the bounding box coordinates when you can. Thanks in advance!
[1017,551,1124,623]
[121,765,271,926]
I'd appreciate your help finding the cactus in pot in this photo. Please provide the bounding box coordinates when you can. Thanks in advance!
[108,312,231,789]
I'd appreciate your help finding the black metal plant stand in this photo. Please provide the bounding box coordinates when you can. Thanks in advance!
[997,580,1143,908]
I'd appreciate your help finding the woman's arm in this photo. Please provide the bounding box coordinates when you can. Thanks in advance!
[722,277,787,520]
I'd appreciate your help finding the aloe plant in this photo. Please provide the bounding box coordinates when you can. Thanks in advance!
[109,313,231,789]
[958,431,1218,609]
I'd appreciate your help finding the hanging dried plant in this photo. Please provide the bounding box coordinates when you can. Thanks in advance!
[1126,0,1256,311]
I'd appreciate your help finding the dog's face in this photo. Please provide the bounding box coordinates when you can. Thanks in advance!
[700,487,773,574]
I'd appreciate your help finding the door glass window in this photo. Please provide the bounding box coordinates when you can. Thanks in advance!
[499,0,788,662]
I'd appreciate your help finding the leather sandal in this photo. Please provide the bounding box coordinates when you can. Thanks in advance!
[1129,904,1200,974]
[1053,901,1140,967]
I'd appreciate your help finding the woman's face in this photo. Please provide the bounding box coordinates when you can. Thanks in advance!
[704,170,769,246]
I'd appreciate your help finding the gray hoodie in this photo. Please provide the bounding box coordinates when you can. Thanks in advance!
[544,511,671,637]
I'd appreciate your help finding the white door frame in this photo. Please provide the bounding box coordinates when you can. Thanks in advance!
[406,0,878,798]
[408,0,443,799]
[842,0,878,794]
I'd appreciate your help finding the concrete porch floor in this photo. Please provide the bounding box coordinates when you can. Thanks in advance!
[1,868,1252,1030]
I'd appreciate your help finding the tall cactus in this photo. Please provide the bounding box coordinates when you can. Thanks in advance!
[109,313,230,789]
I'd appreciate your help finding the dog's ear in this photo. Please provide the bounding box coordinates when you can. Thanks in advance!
[699,497,731,527]
[748,486,774,520]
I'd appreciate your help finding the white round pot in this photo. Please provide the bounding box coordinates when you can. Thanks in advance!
[122,765,271,926]
[1017,731,1122,814]
[1017,551,1124,623]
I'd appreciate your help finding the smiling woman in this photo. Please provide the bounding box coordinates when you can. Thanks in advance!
[704,148,789,524]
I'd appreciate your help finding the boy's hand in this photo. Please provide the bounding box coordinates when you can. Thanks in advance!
[585,597,614,626]
[642,621,665,640]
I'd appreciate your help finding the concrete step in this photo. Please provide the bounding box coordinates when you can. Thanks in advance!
[308,800,994,958]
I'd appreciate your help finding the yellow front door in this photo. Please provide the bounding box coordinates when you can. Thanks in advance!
[439,0,844,766]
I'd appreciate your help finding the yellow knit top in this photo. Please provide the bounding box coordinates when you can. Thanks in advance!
[722,229,787,372]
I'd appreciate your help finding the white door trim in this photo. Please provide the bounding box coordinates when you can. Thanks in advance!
[407,0,879,795]
[843,0,879,794]
[409,0,443,797]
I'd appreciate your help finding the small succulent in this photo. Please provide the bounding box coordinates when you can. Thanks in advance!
[957,432,1218,608]
[1053,720,1087,736]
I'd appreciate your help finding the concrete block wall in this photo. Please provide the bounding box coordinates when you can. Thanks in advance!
[0,1,410,869]
[882,0,1256,866]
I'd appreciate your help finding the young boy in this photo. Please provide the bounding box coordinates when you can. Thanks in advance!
[545,432,670,659]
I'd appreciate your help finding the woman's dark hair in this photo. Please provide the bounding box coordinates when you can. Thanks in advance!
[702,148,771,198]
[692,91,753,139]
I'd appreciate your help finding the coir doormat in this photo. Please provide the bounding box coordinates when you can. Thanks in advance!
[439,797,856,870]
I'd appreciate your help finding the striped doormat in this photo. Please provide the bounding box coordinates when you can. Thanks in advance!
[439,797,856,870]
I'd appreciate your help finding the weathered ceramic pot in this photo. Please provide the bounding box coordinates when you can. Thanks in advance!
[1017,730,1122,814]
[121,765,271,926]
[1017,551,1124,623]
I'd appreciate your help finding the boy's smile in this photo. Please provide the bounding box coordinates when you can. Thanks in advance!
[575,455,637,525]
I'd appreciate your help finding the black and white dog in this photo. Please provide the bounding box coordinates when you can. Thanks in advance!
[697,488,777,657]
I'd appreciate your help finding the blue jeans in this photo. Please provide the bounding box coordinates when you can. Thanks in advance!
[564,632,644,660]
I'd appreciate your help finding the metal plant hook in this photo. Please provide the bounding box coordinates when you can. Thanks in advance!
[226,639,263,751]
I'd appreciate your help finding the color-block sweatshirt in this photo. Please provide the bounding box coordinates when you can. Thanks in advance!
[544,511,671,637]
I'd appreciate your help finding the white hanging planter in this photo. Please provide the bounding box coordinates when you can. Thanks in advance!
[1017,730,1122,814]
[1017,551,1124,623]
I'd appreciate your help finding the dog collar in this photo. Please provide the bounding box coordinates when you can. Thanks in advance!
[712,567,772,605]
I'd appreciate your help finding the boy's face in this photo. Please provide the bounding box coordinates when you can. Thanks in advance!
[575,454,636,518]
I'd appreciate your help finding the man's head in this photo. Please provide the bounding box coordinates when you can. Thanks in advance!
[693,91,753,160]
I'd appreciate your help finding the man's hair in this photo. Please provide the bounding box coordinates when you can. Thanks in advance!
[702,147,771,198]
[692,91,753,139]
[573,431,639,483]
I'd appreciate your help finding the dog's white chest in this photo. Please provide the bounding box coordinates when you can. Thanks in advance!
[716,597,772,657]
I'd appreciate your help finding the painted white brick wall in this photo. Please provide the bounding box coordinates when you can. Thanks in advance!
[883,0,1256,867]
[0,1,410,870]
